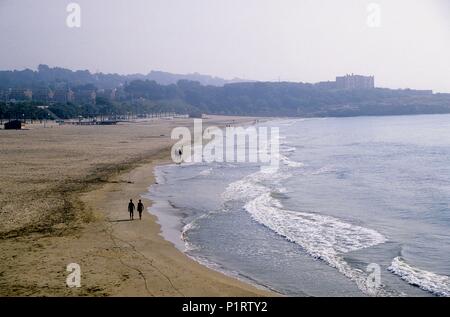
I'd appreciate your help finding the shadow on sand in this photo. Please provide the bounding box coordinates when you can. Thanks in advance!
[109,219,134,223]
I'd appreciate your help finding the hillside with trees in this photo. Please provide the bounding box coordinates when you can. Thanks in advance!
[1,66,449,120]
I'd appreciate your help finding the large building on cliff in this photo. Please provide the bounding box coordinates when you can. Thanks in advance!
[336,74,375,89]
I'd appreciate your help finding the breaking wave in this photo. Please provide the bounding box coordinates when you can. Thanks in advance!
[388,257,450,297]
[222,150,390,295]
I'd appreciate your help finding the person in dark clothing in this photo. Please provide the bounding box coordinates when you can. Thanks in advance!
[128,199,135,220]
[176,147,183,165]
[137,200,144,220]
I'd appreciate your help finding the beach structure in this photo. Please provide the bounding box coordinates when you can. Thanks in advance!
[4,119,22,130]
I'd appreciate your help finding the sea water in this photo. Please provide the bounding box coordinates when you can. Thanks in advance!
[147,114,450,297]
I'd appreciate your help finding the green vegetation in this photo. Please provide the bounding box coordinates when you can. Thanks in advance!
[1,65,450,119]
[123,80,450,117]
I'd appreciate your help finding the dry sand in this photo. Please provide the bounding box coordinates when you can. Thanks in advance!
[0,116,273,296]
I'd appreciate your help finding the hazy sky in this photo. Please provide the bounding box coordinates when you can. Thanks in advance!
[0,0,449,92]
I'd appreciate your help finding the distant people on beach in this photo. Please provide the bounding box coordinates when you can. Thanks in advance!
[128,199,135,220]
[176,146,183,165]
[137,199,144,220]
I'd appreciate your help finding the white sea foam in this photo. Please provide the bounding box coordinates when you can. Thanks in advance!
[198,167,213,176]
[280,155,304,168]
[181,213,211,252]
[281,146,296,153]
[221,160,293,202]
[222,156,391,295]
[181,222,200,252]
[388,257,450,297]
[221,170,283,202]
[311,165,337,175]
[245,193,386,255]
[243,192,388,295]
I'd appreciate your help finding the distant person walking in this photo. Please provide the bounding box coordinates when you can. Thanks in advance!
[128,199,135,220]
[176,146,183,165]
[137,199,144,220]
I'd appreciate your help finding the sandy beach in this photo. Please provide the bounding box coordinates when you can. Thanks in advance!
[0,116,273,296]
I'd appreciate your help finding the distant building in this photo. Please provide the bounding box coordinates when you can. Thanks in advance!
[32,88,73,104]
[7,88,32,102]
[336,74,375,89]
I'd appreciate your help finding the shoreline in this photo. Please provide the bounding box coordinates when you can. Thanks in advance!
[143,117,287,295]
[147,162,282,295]
[79,115,278,296]
[0,115,275,296]
[81,147,275,296]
